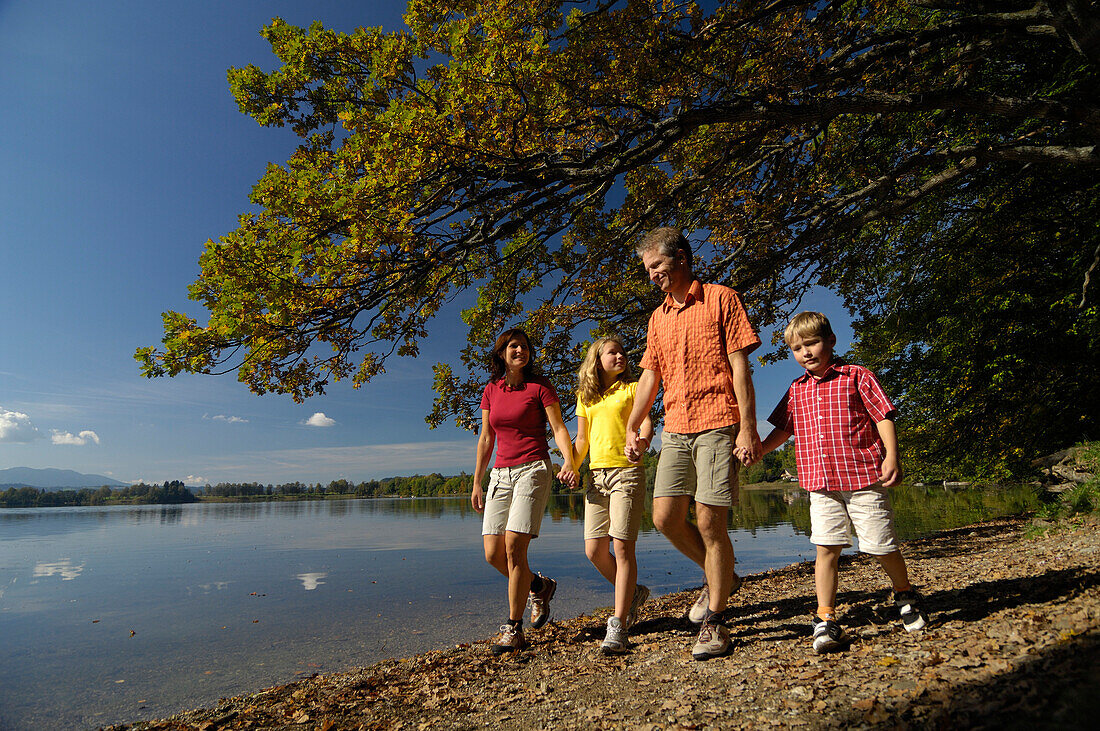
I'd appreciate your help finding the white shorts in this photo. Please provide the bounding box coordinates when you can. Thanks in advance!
[482,459,553,538]
[809,484,900,555]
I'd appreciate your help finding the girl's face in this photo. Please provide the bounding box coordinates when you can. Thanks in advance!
[598,341,626,377]
[502,336,530,371]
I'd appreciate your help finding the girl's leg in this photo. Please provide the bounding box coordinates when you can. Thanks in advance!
[612,538,638,620]
[505,530,535,621]
[815,544,843,619]
[483,534,508,577]
[585,536,617,584]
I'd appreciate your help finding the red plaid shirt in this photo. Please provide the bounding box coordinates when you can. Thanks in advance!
[640,280,760,433]
[767,361,896,491]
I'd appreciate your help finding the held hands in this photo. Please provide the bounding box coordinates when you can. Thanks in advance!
[556,465,579,490]
[624,432,649,463]
[735,429,762,466]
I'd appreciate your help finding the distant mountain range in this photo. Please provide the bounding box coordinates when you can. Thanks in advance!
[0,467,128,490]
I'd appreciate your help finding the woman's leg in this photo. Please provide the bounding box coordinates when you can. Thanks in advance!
[483,534,508,576]
[505,530,535,621]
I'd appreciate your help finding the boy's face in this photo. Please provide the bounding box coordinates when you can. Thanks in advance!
[788,332,836,377]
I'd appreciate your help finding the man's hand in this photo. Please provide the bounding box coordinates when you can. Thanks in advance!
[736,427,762,466]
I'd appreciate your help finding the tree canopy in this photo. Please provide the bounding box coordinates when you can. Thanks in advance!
[136,0,1099,477]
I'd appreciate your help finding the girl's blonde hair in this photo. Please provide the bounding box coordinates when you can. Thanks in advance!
[576,337,631,406]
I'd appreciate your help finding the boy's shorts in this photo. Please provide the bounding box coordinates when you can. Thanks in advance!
[809,483,900,555]
[653,426,740,508]
[482,459,553,538]
[584,463,647,542]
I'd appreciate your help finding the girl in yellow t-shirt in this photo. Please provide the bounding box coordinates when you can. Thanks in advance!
[573,337,654,655]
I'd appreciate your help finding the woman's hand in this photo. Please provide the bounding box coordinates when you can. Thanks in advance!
[471,482,485,512]
[556,466,579,490]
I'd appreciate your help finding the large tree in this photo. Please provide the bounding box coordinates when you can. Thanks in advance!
[137,0,1099,475]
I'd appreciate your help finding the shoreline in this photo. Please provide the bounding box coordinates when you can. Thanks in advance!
[107,514,1100,729]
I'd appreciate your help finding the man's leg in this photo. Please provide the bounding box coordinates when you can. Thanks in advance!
[696,502,734,613]
[652,494,706,570]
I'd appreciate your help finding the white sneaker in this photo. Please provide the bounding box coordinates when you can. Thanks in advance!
[601,616,629,655]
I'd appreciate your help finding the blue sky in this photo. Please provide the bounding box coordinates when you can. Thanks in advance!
[0,1,849,486]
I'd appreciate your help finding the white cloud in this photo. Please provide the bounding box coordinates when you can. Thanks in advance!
[205,414,249,424]
[185,475,207,485]
[50,429,100,446]
[302,412,336,427]
[0,408,41,443]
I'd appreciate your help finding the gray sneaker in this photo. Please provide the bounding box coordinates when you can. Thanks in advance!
[527,574,557,629]
[687,572,742,625]
[691,618,732,660]
[625,584,650,629]
[600,616,629,655]
[686,584,710,625]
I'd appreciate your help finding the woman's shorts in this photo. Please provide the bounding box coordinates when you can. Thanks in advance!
[482,458,553,538]
[652,426,740,508]
[584,463,647,542]
[809,484,900,555]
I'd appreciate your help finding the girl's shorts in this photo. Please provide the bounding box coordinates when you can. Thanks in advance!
[584,463,647,542]
[482,458,553,538]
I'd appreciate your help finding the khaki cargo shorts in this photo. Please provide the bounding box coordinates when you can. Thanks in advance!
[584,463,647,542]
[653,426,740,508]
[482,458,553,538]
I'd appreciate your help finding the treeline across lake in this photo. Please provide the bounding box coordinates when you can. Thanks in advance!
[198,473,470,500]
[0,480,197,508]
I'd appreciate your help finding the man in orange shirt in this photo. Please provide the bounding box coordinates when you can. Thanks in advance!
[625,227,762,660]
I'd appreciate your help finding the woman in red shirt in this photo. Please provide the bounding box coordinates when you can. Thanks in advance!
[471,328,578,655]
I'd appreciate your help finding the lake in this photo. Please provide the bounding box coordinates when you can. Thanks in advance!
[0,485,1039,729]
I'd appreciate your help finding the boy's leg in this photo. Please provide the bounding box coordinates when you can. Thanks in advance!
[815,544,843,617]
[875,550,913,592]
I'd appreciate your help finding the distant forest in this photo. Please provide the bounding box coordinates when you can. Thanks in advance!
[0,445,794,508]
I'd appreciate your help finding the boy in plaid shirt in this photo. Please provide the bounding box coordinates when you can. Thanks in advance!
[753,312,927,654]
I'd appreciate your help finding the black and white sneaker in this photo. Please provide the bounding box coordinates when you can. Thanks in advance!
[811,616,849,654]
[893,590,928,632]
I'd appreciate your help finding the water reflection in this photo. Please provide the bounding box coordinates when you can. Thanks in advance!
[32,559,84,581]
[297,572,327,590]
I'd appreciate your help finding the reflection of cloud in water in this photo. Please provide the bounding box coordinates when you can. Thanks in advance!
[297,572,327,590]
[196,581,232,592]
[33,559,85,581]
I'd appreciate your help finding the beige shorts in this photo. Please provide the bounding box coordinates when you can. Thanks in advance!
[809,484,900,555]
[482,459,553,538]
[584,464,647,542]
[653,426,740,508]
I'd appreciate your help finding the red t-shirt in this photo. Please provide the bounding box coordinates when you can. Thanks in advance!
[768,362,896,491]
[480,375,560,468]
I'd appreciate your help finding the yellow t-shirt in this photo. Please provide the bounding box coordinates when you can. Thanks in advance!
[576,380,637,469]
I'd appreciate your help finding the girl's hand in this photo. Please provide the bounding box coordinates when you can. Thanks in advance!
[625,434,649,463]
[471,483,485,512]
[557,466,579,490]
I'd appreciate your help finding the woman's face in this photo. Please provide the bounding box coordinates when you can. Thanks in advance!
[502,336,530,371]
[599,341,626,377]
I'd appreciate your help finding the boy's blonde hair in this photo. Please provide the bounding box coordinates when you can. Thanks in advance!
[576,337,631,406]
[783,311,834,344]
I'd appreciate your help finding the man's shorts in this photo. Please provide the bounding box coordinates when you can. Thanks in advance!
[809,483,900,555]
[653,425,740,508]
[482,458,553,538]
[584,463,647,542]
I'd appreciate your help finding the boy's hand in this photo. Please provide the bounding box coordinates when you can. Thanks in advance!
[734,445,755,466]
[880,455,902,487]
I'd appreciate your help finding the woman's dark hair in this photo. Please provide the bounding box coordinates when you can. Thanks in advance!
[490,328,537,381]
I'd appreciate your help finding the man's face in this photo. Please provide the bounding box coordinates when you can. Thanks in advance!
[641,248,687,294]
[788,332,836,377]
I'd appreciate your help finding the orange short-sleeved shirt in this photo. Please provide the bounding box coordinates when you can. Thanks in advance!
[640,280,760,434]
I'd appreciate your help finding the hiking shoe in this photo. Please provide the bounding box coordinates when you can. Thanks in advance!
[491,624,526,655]
[527,574,557,629]
[893,589,928,632]
[600,616,629,655]
[686,584,710,625]
[625,584,650,629]
[811,616,848,654]
[686,572,742,625]
[691,617,732,660]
